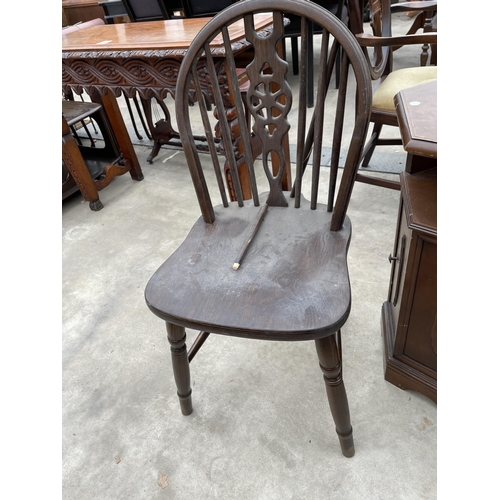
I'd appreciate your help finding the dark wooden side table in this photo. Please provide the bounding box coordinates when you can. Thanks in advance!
[381,80,437,403]
[395,79,437,174]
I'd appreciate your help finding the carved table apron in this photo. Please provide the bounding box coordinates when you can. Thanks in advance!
[62,15,277,199]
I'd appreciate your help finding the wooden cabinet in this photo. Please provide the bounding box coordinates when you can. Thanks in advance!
[381,168,437,403]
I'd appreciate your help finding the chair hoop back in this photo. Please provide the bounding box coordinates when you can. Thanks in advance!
[175,0,372,231]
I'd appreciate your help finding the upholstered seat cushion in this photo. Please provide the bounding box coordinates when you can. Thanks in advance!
[373,66,437,111]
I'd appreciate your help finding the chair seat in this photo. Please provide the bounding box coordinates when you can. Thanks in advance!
[373,66,437,111]
[62,100,102,127]
[145,196,352,340]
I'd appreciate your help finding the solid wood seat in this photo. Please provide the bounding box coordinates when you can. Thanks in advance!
[63,100,102,125]
[144,0,372,457]
[146,197,351,339]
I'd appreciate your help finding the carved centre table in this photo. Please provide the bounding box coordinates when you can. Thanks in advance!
[62,14,276,199]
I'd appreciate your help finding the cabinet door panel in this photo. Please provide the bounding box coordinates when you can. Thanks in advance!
[403,238,437,372]
[389,206,411,345]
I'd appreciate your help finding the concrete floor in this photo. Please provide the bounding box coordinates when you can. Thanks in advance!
[62,13,436,499]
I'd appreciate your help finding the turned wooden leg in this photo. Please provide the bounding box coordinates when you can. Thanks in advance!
[166,323,193,415]
[315,331,354,457]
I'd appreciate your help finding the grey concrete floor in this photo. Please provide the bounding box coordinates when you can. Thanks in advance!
[62,13,437,500]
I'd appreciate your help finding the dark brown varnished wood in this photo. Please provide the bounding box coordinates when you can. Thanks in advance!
[381,168,437,403]
[145,0,373,457]
[61,14,273,51]
[62,17,152,145]
[381,82,437,401]
[315,331,354,457]
[147,197,353,338]
[394,80,437,165]
[62,14,273,173]
[166,323,193,415]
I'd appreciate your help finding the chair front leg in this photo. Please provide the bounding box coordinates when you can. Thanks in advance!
[315,331,354,457]
[166,323,193,415]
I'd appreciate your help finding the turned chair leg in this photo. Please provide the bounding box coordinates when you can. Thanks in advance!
[166,323,193,415]
[315,331,354,457]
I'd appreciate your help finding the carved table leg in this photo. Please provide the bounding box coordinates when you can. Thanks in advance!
[93,90,144,181]
[140,96,178,164]
[166,322,193,416]
[315,331,355,457]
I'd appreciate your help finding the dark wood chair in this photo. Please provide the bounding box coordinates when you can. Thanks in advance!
[347,0,437,190]
[144,0,372,457]
[392,0,437,66]
[62,100,134,210]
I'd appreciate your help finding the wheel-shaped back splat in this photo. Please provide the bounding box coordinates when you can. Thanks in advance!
[244,12,292,207]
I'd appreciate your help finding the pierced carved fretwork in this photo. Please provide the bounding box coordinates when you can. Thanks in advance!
[244,13,292,207]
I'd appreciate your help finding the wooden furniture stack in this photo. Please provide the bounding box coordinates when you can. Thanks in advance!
[381,80,437,403]
[62,100,143,210]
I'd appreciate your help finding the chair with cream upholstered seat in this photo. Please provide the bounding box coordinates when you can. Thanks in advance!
[347,0,437,190]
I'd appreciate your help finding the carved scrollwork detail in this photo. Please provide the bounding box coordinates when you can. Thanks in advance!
[243,13,292,207]
[62,56,230,106]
